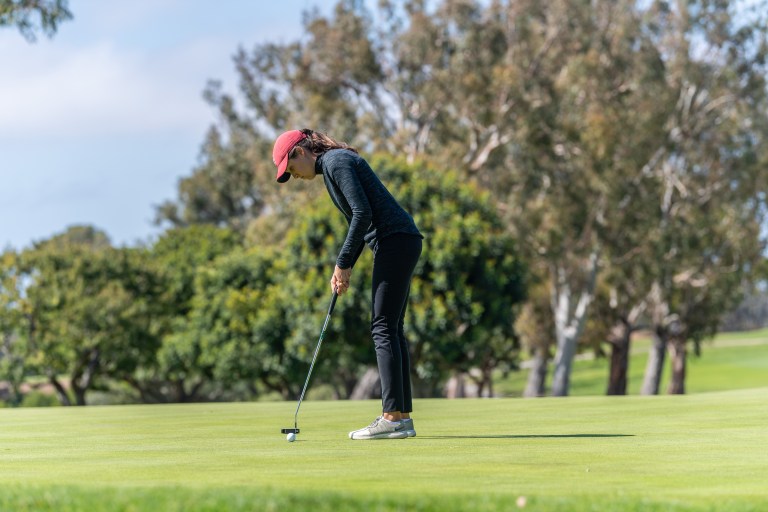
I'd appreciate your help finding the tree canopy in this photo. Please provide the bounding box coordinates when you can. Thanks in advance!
[158,0,766,397]
[1,156,525,405]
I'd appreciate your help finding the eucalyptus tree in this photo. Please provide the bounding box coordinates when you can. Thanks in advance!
[154,126,272,234]
[638,0,768,394]
[515,0,768,396]
[501,0,673,396]
[162,0,661,397]
[157,1,529,397]
[158,0,767,398]
[163,0,534,222]
[514,281,555,397]
[155,0,385,233]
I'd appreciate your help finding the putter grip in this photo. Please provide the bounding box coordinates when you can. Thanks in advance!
[328,291,338,316]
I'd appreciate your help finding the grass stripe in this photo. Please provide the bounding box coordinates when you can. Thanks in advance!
[1,388,767,511]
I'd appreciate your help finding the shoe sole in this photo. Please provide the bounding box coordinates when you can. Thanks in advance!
[349,431,409,440]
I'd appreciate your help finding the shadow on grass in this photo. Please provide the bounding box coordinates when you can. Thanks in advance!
[418,434,635,439]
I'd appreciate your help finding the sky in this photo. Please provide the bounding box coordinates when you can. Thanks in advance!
[0,0,338,251]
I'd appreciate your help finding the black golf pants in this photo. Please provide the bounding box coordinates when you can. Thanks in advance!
[371,233,422,413]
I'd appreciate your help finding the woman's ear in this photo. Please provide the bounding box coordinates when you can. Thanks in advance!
[296,146,316,159]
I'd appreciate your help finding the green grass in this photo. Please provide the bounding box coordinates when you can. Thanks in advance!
[497,329,768,397]
[1,388,767,511]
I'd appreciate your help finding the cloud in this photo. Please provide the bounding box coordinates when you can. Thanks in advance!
[0,35,229,139]
[0,0,333,252]
[0,0,341,141]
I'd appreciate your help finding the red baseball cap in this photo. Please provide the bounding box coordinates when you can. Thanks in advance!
[272,130,308,183]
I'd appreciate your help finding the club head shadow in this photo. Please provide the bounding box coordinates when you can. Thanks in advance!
[281,428,300,434]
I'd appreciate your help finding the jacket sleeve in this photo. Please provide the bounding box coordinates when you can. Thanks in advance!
[329,154,372,269]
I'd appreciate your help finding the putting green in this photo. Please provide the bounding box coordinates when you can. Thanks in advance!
[1,388,766,511]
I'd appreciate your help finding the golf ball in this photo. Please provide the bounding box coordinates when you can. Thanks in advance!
[286,432,296,442]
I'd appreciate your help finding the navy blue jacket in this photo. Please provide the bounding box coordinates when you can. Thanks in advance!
[315,149,422,269]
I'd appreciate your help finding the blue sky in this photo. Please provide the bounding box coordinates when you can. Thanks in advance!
[0,0,337,251]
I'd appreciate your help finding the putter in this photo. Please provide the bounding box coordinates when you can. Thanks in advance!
[281,290,338,437]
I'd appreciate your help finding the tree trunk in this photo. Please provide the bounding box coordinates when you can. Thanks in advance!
[340,372,359,399]
[472,370,487,398]
[482,365,494,398]
[350,367,381,400]
[124,377,165,403]
[1,333,24,406]
[410,372,438,399]
[444,372,466,398]
[523,347,548,397]
[69,348,99,406]
[465,367,492,398]
[73,386,87,406]
[641,332,667,395]
[606,321,631,395]
[49,376,72,406]
[667,337,686,394]
[551,334,577,396]
[188,379,205,401]
[175,380,188,402]
[550,253,599,396]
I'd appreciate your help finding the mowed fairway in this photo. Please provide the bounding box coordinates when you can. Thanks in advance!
[1,388,767,511]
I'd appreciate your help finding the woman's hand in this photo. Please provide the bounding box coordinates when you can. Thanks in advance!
[331,266,352,295]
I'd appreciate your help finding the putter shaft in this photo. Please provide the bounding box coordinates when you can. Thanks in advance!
[289,291,338,433]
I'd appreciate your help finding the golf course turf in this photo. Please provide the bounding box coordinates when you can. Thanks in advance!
[1,387,766,511]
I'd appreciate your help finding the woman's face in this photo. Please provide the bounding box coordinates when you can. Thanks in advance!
[286,146,317,181]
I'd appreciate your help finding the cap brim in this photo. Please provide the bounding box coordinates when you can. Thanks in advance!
[275,155,291,183]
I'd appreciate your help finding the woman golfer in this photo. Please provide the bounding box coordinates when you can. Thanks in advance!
[272,128,423,440]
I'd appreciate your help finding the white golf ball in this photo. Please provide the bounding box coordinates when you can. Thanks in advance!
[286,432,296,442]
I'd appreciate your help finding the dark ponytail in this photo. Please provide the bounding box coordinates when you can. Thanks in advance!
[291,129,358,157]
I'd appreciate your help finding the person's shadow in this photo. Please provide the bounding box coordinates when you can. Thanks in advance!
[418,434,634,439]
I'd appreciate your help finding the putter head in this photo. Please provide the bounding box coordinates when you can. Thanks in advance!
[281,428,300,434]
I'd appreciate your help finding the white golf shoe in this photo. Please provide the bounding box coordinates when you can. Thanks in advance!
[348,416,409,440]
[400,418,416,437]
